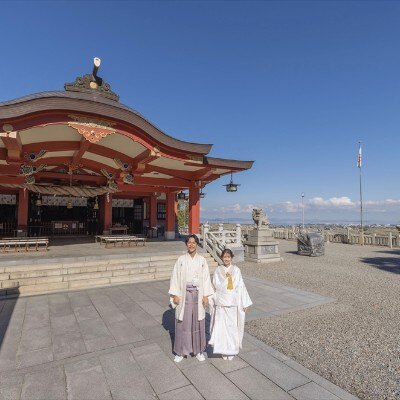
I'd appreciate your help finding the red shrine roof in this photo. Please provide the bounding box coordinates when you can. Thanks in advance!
[0,66,253,194]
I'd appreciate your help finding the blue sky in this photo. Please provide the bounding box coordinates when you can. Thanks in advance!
[1,1,400,224]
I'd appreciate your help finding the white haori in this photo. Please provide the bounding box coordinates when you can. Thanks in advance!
[209,264,252,355]
[169,252,214,321]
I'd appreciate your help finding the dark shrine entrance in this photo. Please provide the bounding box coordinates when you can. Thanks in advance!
[27,193,99,236]
[112,198,143,235]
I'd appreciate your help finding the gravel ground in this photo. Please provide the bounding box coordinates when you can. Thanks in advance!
[240,240,400,400]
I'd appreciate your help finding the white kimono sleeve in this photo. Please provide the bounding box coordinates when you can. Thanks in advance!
[237,270,253,348]
[202,258,214,297]
[168,259,182,309]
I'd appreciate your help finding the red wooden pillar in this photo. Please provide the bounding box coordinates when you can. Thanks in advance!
[102,193,113,233]
[165,192,176,240]
[149,195,157,228]
[189,187,200,234]
[17,188,29,229]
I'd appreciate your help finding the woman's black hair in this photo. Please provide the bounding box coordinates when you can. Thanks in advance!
[221,248,234,258]
[185,234,200,245]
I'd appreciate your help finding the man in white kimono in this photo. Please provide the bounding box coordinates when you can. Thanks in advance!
[209,248,252,360]
[169,234,214,363]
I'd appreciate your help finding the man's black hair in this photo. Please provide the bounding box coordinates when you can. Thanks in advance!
[185,234,200,245]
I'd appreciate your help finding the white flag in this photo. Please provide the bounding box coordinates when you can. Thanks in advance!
[357,144,362,168]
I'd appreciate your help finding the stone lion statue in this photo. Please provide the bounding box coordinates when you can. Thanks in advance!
[252,208,269,229]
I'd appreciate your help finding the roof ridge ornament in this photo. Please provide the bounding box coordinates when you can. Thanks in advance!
[64,57,120,102]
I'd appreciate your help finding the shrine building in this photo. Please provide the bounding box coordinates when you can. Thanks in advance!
[0,59,253,239]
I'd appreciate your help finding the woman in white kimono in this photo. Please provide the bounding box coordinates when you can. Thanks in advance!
[209,248,252,360]
[169,234,214,363]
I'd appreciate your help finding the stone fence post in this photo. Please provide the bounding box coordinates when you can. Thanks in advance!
[218,224,225,246]
[235,224,242,245]
[202,223,209,247]
[389,232,393,248]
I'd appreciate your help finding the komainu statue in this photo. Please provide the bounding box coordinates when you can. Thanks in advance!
[252,208,269,229]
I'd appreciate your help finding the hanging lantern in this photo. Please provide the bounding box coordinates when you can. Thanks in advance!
[35,194,42,207]
[93,197,99,210]
[223,172,240,192]
[66,196,73,209]
[199,188,206,198]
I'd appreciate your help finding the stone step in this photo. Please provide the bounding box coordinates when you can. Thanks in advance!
[0,252,186,274]
[0,251,218,296]
[1,255,218,280]
[1,264,175,288]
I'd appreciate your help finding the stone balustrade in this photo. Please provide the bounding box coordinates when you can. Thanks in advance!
[272,228,398,248]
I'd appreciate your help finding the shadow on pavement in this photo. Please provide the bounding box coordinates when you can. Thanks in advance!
[0,296,18,352]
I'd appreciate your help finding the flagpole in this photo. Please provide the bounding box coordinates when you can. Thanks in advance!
[358,142,364,245]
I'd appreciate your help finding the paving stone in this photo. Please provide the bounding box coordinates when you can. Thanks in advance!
[73,305,100,322]
[68,292,92,308]
[84,335,117,352]
[138,324,170,340]
[240,350,310,391]
[19,325,51,352]
[51,314,80,335]
[105,320,145,345]
[65,358,111,400]
[25,298,48,315]
[152,333,175,358]
[115,300,142,314]
[48,293,70,305]
[240,337,260,354]
[21,366,66,400]
[52,331,87,360]
[289,382,341,400]
[120,286,151,302]
[283,359,359,400]
[136,300,166,317]
[79,318,112,340]
[226,366,293,400]
[131,339,156,348]
[0,385,22,400]
[243,333,290,362]
[131,343,189,395]
[16,347,53,369]
[22,310,49,330]
[123,306,160,329]
[89,296,128,324]
[0,343,18,371]
[208,356,249,374]
[158,385,204,400]
[0,371,23,388]
[181,363,249,400]
[99,349,156,400]
[103,288,131,305]
[49,302,73,318]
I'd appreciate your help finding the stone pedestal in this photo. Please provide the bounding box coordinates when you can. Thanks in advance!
[244,228,282,263]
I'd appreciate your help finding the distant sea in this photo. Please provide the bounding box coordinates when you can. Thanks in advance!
[201,217,390,226]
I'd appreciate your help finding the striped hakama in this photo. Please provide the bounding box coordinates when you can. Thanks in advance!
[174,284,206,356]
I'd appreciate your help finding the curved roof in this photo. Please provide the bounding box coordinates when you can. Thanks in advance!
[0,81,253,193]
[0,90,213,155]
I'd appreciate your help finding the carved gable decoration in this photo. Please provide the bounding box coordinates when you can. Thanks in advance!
[64,74,119,101]
[68,115,116,143]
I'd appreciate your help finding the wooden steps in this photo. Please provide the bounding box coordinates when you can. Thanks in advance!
[0,251,218,297]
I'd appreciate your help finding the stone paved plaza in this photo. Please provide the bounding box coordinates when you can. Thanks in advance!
[0,275,358,400]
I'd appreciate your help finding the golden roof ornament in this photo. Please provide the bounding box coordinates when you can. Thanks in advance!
[64,57,120,101]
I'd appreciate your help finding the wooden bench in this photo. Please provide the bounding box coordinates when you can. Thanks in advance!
[95,235,146,248]
[104,236,146,248]
[0,237,49,252]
